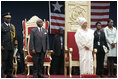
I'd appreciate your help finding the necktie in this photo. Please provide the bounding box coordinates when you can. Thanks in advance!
[60,36,63,49]
[40,28,42,37]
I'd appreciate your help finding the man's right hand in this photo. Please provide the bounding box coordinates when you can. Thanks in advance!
[1,46,4,51]
[32,49,36,54]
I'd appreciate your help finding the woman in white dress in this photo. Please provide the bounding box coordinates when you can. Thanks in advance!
[104,19,117,77]
[75,17,94,76]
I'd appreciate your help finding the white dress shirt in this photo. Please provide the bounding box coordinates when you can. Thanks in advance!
[4,22,10,26]
[37,27,42,32]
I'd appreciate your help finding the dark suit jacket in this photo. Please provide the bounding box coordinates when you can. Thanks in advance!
[94,30,109,51]
[53,34,64,56]
[1,23,14,50]
[30,27,49,53]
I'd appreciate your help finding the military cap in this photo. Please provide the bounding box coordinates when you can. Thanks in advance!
[3,12,11,18]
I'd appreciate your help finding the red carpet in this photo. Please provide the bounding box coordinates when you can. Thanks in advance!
[11,75,117,78]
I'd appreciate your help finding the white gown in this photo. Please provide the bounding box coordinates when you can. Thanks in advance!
[75,27,94,75]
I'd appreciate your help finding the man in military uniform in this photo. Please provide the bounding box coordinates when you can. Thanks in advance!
[1,12,18,78]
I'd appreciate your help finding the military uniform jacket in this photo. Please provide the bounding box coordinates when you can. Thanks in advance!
[1,23,16,50]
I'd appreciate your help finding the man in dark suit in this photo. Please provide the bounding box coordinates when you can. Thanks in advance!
[30,19,49,78]
[52,28,64,75]
[1,12,17,78]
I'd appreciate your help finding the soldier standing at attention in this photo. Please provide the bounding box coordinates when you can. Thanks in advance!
[1,12,18,78]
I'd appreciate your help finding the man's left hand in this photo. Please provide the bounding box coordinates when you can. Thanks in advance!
[85,46,89,50]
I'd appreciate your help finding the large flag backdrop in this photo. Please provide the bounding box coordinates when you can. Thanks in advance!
[49,1,65,34]
[91,1,110,28]
[49,1,111,34]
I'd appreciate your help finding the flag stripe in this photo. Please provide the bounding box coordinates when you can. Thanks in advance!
[91,6,110,9]
[91,9,109,12]
[51,22,65,27]
[51,16,65,20]
[91,1,110,3]
[91,18,109,21]
[51,19,65,24]
[91,15,109,19]
[91,21,107,25]
[51,26,65,29]
[91,12,109,15]
[91,3,110,6]
[51,13,65,17]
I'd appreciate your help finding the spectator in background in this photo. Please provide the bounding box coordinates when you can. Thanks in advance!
[104,19,117,77]
[94,22,109,77]
[52,28,64,75]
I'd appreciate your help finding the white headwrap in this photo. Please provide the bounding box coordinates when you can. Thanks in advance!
[76,17,87,26]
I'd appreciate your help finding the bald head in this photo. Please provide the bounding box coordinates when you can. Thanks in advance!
[36,19,43,27]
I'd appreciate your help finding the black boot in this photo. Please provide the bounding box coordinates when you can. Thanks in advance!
[1,69,5,78]
[38,74,45,78]
[33,73,38,78]
[6,74,16,78]
[100,74,104,77]
[1,74,5,78]
[111,60,115,77]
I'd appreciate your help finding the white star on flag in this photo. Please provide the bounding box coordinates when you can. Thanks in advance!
[52,1,63,12]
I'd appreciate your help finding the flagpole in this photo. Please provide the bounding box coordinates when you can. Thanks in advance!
[49,1,51,34]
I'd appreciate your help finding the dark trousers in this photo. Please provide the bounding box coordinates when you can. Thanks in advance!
[96,47,105,75]
[32,50,45,77]
[54,53,64,75]
[107,57,116,76]
[1,49,14,76]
